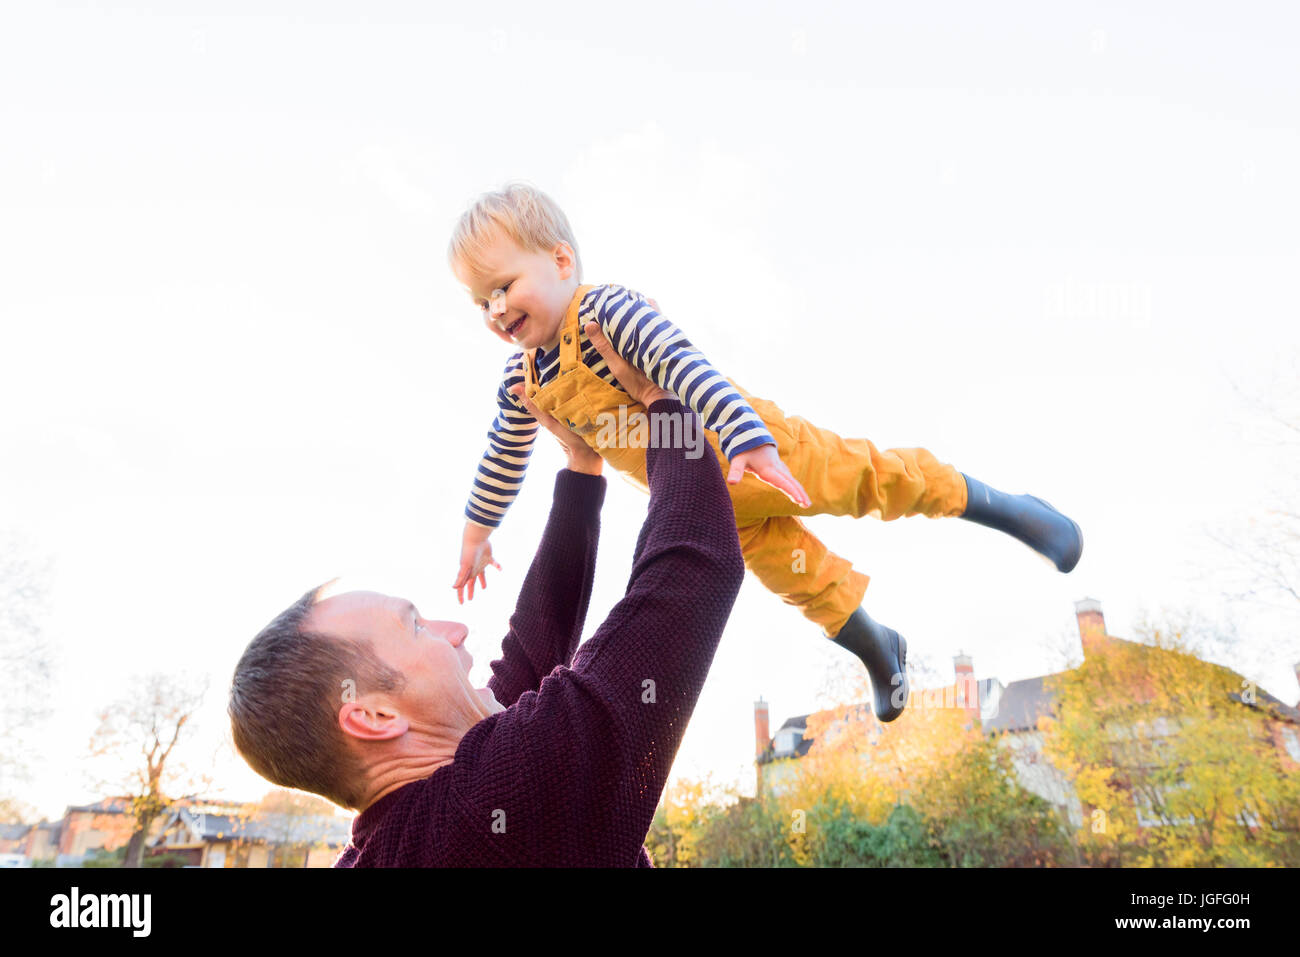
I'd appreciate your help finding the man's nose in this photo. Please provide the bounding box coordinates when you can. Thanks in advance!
[430,620,469,646]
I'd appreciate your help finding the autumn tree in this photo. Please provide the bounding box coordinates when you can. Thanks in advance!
[88,672,210,867]
[914,733,1069,867]
[0,796,38,824]
[646,774,731,867]
[693,795,795,867]
[644,671,1071,867]
[647,775,795,868]
[1039,616,1300,867]
[1209,358,1300,670]
[766,668,1069,866]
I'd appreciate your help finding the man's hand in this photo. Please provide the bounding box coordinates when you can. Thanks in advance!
[510,384,605,476]
[454,521,501,604]
[726,444,812,508]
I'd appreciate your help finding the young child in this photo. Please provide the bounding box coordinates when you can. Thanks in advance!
[447,183,1082,722]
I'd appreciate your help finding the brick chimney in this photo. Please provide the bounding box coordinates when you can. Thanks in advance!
[953,652,979,714]
[754,698,770,757]
[1076,597,1107,658]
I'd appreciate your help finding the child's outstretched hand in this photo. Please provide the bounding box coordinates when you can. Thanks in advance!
[727,444,812,508]
[454,521,501,605]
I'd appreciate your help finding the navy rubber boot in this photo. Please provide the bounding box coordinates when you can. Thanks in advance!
[831,607,908,723]
[959,474,1083,573]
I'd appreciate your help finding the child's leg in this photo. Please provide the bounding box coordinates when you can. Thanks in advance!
[959,475,1083,572]
[736,397,1082,574]
[791,424,1082,573]
[737,515,908,722]
[782,415,968,521]
[729,393,968,523]
[736,515,867,637]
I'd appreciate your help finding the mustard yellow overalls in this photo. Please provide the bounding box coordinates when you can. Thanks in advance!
[522,285,970,637]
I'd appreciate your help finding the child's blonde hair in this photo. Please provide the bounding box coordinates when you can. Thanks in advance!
[448,182,583,281]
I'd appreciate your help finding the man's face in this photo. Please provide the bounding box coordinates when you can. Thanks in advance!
[454,229,576,353]
[308,591,504,734]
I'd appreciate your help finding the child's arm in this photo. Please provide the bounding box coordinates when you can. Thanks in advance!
[455,354,539,603]
[586,285,811,507]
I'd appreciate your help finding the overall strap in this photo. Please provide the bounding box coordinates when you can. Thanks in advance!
[558,285,595,371]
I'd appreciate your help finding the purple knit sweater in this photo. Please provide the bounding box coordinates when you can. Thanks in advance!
[334,398,745,867]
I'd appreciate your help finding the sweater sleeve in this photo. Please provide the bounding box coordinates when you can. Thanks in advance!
[447,398,746,865]
[464,353,538,529]
[486,469,606,707]
[588,284,775,458]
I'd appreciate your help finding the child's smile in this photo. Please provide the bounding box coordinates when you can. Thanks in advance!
[454,228,579,353]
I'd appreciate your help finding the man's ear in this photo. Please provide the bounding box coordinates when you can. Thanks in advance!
[338,698,410,742]
[552,241,576,280]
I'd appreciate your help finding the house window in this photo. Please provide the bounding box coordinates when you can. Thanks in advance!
[1282,728,1300,763]
[1235,808,1261,828]
[1133,783,1195,827]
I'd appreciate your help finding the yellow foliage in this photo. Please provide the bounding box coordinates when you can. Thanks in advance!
[775,677,987,862]
[1039,620,1300,866]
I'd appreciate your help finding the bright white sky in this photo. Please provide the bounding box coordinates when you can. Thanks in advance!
[3,1,1298,822]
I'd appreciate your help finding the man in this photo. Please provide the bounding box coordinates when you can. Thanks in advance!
[227,325,746,866]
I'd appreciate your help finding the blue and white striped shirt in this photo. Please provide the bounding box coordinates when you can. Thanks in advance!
[464,284,775,529]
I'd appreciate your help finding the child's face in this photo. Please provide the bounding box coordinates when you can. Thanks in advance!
[454,229,577,352]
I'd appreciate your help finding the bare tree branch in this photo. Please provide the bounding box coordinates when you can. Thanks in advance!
[87,672,210,867]
[0,530,56,808]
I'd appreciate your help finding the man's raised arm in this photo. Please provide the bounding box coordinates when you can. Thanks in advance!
[487,468,605,707]
[456,397,745,865]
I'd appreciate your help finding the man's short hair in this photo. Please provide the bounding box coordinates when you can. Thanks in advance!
[447,181,583,282]
[228,583,406,810]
